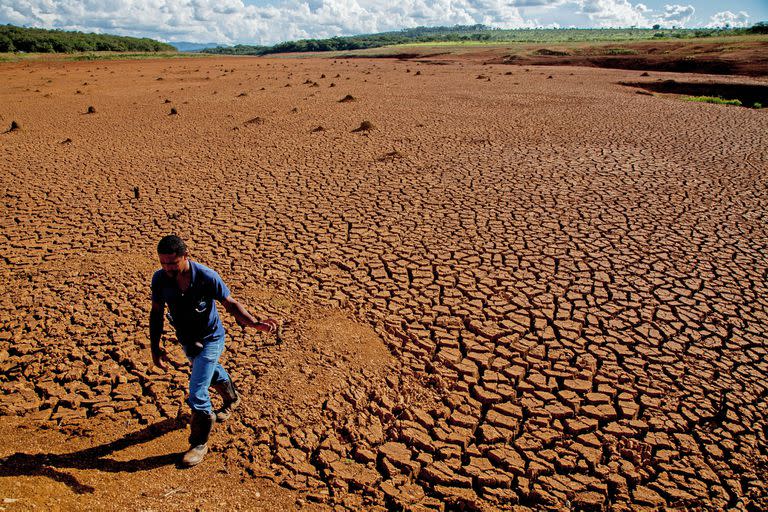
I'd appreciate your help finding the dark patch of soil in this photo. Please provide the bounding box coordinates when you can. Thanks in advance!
[587,56,738,75]
[534,48,570,57]
[621,80,768,106]
[337,52,450,63]
[412,59,451,65]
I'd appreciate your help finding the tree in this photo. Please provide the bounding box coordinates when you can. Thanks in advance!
[0,24,175,53]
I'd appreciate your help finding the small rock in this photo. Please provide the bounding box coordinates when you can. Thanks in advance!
[351,121,374,133]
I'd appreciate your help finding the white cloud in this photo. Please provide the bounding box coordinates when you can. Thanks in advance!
[0,0,754,44]
[653,4,695,26]
[575,0,649,27]
[1,0,536,44]
[707,10,749,28]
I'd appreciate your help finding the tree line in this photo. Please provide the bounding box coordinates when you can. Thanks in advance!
[202,23,768,56]
[202,25,514,55]
[0,24,175,53]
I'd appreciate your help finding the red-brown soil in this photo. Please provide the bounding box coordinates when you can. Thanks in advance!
[347,37,768,77]
[495,39,768,77]
[1,55,767,511]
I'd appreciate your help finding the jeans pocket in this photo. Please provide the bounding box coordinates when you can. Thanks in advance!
[184,341,204,359]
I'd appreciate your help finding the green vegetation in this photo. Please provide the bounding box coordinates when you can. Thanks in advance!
[684,96,742,106]
[0,24,175,53]
[687,96,768,109]
[202,23,768,56]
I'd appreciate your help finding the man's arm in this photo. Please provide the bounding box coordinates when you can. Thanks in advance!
[149,300,169,369]
[221,296,278,333]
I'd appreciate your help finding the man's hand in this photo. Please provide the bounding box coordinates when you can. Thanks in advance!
[152,348,170,370]
[222,296,281,334]
[257,318,280,334]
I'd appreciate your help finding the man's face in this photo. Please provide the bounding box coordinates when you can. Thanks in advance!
[159,253,189,279]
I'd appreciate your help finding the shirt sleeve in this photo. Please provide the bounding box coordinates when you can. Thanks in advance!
[151,271,165,304]
[210,271,231,301]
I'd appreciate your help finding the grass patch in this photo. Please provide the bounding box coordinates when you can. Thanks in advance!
[602,48,639,55]
[684,96,742,106]
[689,96,764,108]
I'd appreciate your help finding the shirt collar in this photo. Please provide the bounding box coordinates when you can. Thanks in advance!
[188,260,197,286]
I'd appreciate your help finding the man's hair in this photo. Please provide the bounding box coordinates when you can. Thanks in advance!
[157,235,188,256]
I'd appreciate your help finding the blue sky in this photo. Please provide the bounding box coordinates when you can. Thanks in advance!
[1,1,764,45]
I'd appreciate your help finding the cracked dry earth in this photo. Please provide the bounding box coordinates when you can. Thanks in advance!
[1,56,767,511]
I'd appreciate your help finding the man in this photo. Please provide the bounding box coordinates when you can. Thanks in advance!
[150,235,278,467]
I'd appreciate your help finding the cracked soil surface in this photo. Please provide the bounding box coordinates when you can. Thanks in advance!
[1,56,767,511]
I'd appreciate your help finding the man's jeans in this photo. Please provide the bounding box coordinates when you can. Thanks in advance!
[183,335,231,413]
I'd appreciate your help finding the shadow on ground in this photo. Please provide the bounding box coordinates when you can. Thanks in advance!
[0,417,185,494]
[621,79,768,106]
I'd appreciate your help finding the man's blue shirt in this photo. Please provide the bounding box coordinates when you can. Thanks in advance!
[151,261,230,346]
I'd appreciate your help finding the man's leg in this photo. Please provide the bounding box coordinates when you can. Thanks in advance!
[182,339,224,467]
[210,360,231,386]
[208,338,240,422]
[211,378,240,421]
[184,409,215,467]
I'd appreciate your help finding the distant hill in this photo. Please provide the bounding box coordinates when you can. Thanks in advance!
[0,24,175,53]
[169,41,226,52]
[203,23,768,57]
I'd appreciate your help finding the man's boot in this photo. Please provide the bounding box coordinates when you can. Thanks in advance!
[212,379,240,422]
[182,410,215,467]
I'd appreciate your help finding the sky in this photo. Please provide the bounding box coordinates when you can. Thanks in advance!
[0,0,765,46]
